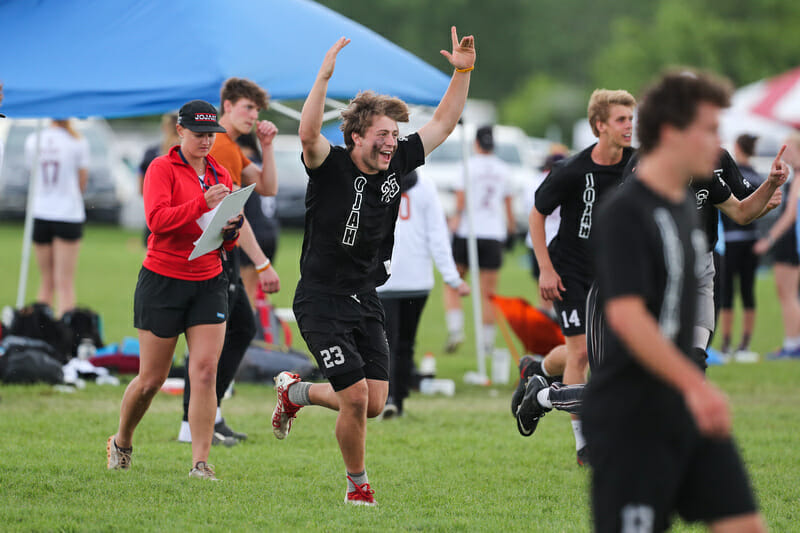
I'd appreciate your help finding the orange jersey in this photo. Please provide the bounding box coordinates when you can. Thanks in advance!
[210,132,251,187]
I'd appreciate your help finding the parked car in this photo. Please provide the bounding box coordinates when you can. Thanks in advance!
[415,124,549,234]
[0,118,135,223]
[272,135,307,227]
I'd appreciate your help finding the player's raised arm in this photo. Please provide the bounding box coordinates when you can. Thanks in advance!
[418,26,475,156]
[299,37,350,169]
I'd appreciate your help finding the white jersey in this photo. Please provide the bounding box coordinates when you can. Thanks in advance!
[24,126,89,223]
[455,153,510,241]
[378,175,462,293]
[525,169,560,248]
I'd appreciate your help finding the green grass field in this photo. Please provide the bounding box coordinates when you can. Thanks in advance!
[1,221,798,532]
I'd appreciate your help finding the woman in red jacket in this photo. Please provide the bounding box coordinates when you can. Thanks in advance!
[107,100,242,480]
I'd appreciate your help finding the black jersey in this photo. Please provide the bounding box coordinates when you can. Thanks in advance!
[297,133,425,295]
[585,177,703,417]
[534,144,634,279]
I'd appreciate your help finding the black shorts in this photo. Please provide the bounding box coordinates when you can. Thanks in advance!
[32,218,83,243]
[133,267,228,338]
[772,227,799,265]
[588,413,757,532]
[293,283,389,391]
[452,236,504,270]
[553,273,591,336]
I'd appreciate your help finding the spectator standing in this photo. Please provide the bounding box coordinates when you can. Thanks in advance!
[443,125,515,355]
[377,171,469,418]
[24,119,89,316]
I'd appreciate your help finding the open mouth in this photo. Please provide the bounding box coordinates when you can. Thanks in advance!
[380,150,393,163]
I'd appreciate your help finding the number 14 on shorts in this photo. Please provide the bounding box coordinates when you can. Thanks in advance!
[320,345,345,368]
[561,309,581,328]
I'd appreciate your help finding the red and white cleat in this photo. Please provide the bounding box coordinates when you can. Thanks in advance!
[345,477,377,506]
[272,371,303,439]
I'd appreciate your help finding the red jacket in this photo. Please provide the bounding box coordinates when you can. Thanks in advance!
[143,146,238,280]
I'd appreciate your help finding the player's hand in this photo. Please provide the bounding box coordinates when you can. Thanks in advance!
[765,189,782,211]
[204,183,230,209]
[455,280,470,297]
[684,381,731,438]
[255,120,278,146]
[258,265,281,294]
[221,214,244,241]
[753,237,772,255]
[538,267,565,302]
[319,37,350,80]
[440,26,475,71]
[767,145,789,187]
[447,213,461,233]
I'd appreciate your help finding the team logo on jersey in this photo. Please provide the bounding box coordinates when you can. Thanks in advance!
[343,176,368,246]
[578,173,596,239]
[695,189,709,209]
[381,173,400,203]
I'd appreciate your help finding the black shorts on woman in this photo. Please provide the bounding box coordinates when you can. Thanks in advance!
[133,266,228,338]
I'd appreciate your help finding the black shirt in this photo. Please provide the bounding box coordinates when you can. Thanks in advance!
[298,133,425,295]
[720,162,763,238]
[534,144,634,280]
[585,177,702,418]
[625,149,753,252]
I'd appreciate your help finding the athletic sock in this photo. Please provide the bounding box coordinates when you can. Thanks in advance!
[482,324,496,353]
[536,387,552,409]
[540,359,552,377]
[287,381,312,406]
[347,470,368,492]
[215,407,223,424]
[446,310,464,336]
[721,335,731,354]
[783,336,800,351]
[738,333,751,352]
[178,421,192,442]
[571,420,586,451]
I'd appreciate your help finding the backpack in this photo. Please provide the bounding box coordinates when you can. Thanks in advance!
[8,303,72,363]
[60,307,104,358]
[0,336,64,384]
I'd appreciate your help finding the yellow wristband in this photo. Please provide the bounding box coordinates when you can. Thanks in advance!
[455,66,474,73]
[255,259,271,273]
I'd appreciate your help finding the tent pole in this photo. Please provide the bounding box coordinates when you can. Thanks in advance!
[16,119,44,309]
[461,121,487,382]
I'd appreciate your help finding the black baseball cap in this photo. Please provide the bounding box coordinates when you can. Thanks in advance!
[476,125,494,151]
[177,100,225,133]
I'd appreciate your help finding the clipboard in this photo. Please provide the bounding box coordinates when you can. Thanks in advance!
[188,184,255,260]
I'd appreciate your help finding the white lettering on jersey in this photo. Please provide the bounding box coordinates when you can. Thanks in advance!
[654,208,683,340]
[381,173,400,203]
[343,176,367,246]
[695,189,709,209]
[578,173,595,239]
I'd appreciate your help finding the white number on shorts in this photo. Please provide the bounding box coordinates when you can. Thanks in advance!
[320,345,345,369]
[621,504,654,533]
[561,309,581,328]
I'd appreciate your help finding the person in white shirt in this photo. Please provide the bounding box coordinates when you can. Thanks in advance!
[444,125,515,354]
[377,171,469,417]
[24,119,89,316]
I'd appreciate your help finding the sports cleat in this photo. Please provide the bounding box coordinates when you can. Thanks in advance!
[576,446,590,467]
[766,346,800,360]
[188,461,219,480]
[444,331,464,354]
[212,431,238,447]
[515,375,551,437]
[272,371,303,439]
[345,477,377,506]
[511,355,538,416]
[107,435,132,470]
[215,419,247,441]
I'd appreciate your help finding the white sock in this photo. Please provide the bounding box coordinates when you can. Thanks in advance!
[215,407,223,424]
[693,326,711,350]
[783,336,800,350]
[178,420,192,443]
[571,420,586,451]
[536,387,552,409]
[540,359,552,377]
[446,310,464,335]
[482,324,496,352]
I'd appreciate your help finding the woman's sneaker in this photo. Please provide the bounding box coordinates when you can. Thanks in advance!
[189,461,219,480]
[345,479,377,506]
[106,435,132,470]
[272,372,303,439]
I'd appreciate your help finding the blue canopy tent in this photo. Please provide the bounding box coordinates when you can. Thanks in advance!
[0,0,449,117]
